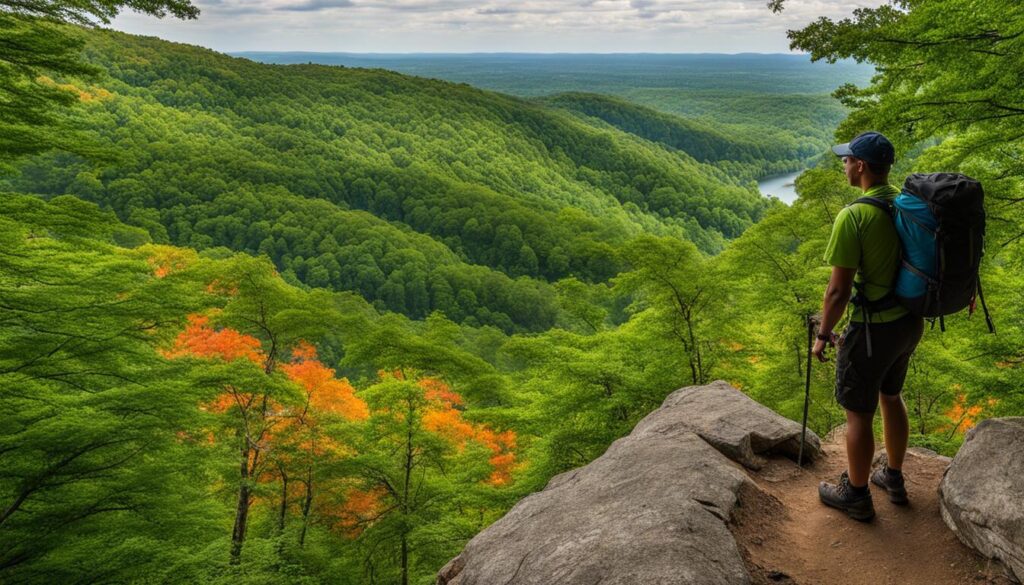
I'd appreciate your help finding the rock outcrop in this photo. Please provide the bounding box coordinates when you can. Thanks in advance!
[939,417,1024,583]
[633,380,821,470]
[437,381,821,585]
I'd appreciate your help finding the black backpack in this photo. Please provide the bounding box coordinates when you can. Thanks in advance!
[851,173,994,352]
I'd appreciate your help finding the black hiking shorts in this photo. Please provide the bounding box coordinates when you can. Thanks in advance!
[835,312,925,414]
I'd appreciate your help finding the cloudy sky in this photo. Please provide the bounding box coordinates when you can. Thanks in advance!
[111,0,866,53]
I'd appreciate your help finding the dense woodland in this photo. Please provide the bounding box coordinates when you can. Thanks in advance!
[2,0,1023,583]
[7,31,789,334]
[238,51,864,181]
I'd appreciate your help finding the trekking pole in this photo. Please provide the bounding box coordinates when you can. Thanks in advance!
[799,314,815,468]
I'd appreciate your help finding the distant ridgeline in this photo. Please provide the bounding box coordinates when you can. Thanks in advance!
[236,51,869,179]
[4,31,856,333]
[540,93,812,182]
[231,51,871,100]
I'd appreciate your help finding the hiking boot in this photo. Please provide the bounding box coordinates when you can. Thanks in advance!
[871,465,909,505]
[819,471,875,521]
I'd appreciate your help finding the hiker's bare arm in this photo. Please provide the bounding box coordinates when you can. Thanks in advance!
[812,266,856,361]
[820,266,855,333]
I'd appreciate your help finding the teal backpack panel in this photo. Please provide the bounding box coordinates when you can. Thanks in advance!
[893,192,938,300]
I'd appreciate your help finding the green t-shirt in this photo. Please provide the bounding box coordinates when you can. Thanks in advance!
[823,183,909,323]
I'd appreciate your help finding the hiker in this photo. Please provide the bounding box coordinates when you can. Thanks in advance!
[811,131,924,521]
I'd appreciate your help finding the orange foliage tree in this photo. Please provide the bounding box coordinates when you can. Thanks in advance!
[167,313,376,560]
[165,312,287,564]
[418,376,516,486]
[346,370,517,585]
[162,257,520,577]
[163,256,344,564]
[271,341,368,546]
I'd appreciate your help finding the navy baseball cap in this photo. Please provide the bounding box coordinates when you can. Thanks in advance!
[832,131,895,165]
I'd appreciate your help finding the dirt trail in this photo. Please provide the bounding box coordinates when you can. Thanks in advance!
[732,427,1015,585]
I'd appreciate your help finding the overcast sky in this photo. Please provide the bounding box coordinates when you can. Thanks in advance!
[111,0,868,53]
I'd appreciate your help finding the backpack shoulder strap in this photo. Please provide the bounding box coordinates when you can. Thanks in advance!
[850,196,893,216]
[846,196,901,323]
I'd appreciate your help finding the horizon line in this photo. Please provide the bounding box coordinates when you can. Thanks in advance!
[229,50,813,57]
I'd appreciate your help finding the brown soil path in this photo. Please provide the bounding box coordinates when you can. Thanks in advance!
[732,427,1015,585]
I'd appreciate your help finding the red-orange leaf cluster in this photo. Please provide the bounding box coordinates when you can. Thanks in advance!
[204,391,241,414]
[291,340,318,362]
[329,486,387,539]
[477,427,517,486]
[164,314,263,364]
[944,393,999,434]
[420,376,464,408]
[281,342,369,422]
[417,377,517,486]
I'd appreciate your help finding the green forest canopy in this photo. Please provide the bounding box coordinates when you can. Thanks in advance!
[6,29,812,332]
[2,1,1023,583]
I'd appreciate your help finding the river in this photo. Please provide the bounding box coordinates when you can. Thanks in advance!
[757,170,802,205]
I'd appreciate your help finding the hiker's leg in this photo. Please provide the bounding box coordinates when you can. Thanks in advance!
[877,315,924,472]
[879,393,909,470]
[845,409,875,487]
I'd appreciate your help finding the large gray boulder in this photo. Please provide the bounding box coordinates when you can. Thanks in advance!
[438,381,818,585]
[438,431,752,585]
[633,380,821,470]
[939,417,1024,583]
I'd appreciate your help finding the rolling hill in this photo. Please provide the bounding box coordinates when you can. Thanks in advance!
[8,28,788,331]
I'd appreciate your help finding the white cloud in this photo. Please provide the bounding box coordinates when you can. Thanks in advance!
[111,0,869,52]
[276,0,354,12]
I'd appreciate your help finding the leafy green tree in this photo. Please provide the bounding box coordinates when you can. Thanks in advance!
[614,235,722,385]
[777,0,1024,257]
[0,194,218,582]
[3,1,197,24]
[553,277,611,333]
[0,0,198,162]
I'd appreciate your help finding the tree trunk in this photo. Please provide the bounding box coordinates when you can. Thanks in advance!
[685,309,703,385]
[230,446,252,565]
[298,467,314,547]
[277,466,289,534]
[913,390,926,434]
[796,341,804,377]
[401,533,409,585]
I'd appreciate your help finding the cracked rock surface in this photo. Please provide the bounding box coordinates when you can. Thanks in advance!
[437,381,821,585]
[939,417,1024,583]
[633,380,821,470]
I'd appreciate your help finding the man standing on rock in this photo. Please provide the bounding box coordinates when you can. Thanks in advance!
[811,131,925,521]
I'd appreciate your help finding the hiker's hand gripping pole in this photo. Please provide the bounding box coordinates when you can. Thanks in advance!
[813,266,856,362]
[811,330,837,363]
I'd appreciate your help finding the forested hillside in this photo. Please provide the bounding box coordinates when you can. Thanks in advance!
[239,51,862,180]
[542,92,807,181]
[3,1,1022,584]
[5,29,790,333]
[1,193,526,583]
